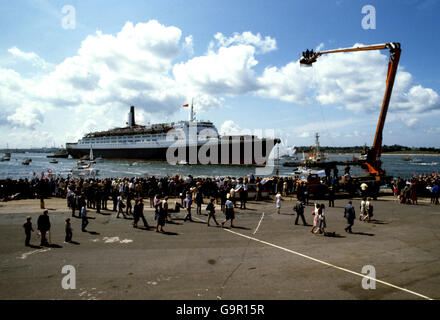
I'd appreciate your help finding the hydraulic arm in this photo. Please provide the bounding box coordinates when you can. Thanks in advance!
[300,42,401,178]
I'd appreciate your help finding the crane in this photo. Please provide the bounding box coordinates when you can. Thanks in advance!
[300,42,401,180]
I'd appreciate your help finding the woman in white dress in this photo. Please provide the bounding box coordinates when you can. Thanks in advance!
[275,192,282,214]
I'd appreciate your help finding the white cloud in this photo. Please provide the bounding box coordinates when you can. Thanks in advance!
[220,120,243,135]
[174,44,259,95]
[8,46,53,70]
[183,35,194,56]
[213,31,277,54]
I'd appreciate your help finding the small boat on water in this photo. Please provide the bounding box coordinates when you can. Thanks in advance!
[1,152,11,161]
[49,159,58,164]
[403,157,412,161]
[70,162,99,176]
[47,149,69,158]
[22,158,32,165]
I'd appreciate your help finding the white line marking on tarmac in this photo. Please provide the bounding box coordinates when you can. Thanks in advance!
[223,228,434,300]
[192,215,433,300]
[19,248,51,259]
[253,212,265,235]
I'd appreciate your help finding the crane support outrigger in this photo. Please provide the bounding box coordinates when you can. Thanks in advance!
[300,42,401,181]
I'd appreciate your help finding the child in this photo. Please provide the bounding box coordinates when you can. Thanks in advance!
[23,216,34,246]
[65,217,73,242]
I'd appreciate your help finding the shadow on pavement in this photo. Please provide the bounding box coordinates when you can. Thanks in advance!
[352,231,375,236]
[160,231,179,236]
[231,226,251,230]
[47,243,63,248]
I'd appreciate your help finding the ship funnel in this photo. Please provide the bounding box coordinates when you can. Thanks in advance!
[128,106,135,127]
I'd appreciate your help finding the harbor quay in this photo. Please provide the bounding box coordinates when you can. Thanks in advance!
[0,179,439,300]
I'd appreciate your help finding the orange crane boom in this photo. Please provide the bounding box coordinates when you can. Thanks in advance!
[300,42,402,178]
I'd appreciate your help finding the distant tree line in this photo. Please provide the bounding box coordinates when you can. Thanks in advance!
[294,144,440,153]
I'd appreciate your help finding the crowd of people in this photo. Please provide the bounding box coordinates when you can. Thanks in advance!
[5,171,438,247]
[392,172,440,205]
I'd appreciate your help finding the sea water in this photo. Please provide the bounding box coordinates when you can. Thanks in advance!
[0,152,439,180]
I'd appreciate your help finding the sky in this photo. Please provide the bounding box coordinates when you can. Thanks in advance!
[0,0,439,150]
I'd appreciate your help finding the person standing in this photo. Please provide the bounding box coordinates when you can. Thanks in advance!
[81,206,89,232]
[206,198,220,227]
[328,186,335,207]
[275,192,282,214]
[65,217,73,242]
[318,204,326,234]
[304,184,310,205]
[344,201,356,233]
[71,193,77,217]
[163,196,170,222]
[221,194,235,228]
[195,190,203,215]
[23,216,34,247]
[183,193,193,222]
[126,191,133,216]
[37,210,51,246]
[240,181,248,209]
[293,200,307,226]
[230,187,237,208]
[155,200,167,233]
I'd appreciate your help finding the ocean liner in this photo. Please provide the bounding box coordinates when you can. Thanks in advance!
[66,106,280,165]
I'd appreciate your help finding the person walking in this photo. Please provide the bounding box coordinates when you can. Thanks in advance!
[310,203,319,234]
[360,197,367,221]
[364,197,373,222]
[81,206,89,232]
[133,198,149,229]
[221,194,235,228]
[37,210,51,246]
[65,217,73,242]
[206,198,220,227]
[293,200,307,226]
[275,192,282,214]
[23,216,34,247]
[344,201,356,233]
[117,193,127,218]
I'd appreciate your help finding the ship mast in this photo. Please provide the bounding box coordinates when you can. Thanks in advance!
[189,98,195,122]
[315,132,320,161]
